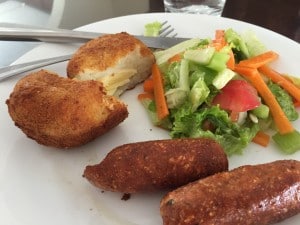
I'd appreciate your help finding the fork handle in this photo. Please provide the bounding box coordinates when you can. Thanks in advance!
[0,54,72,81]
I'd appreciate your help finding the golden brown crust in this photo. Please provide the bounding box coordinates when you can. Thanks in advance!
[6,70,128,148]
[160,160,300,225]
[83,138,228,193]
[67,32,154,78]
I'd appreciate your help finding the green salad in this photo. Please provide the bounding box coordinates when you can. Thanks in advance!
[139,26,300,156]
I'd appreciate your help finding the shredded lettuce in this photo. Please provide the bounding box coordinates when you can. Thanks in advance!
[184,47,215,65]
[207,51,230,72]
[165,88,187,109]
[170,104,259,156]
[155,29,261,155]
[212,68,236,89]
[141,27,300,155]
[164,59,190,109]
[225,29,267,60]
[225,28,250,61]
[241,30,267,57]
[154,38,202,66]
[189,76,210,112]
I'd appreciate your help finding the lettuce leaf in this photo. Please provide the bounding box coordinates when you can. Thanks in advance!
[241,30,267,57]
[225,28,250,61]
[170,104,259,155]
[144,21,162,37]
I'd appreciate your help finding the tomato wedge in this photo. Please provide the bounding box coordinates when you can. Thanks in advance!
[212,80,260,112]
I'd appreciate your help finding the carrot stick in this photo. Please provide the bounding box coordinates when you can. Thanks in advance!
[213,30,226,47]
[259,65,300,102]
[238,51,279,68]
[152,63,169,120]
[252,131,270,147]
[229,111,239,122]
[138,92,154,101]
[143,78,154,93]
[226,49,235,70]
[211,30,227,51]
[210,42,224,51]
[215,29,225,40]
[212,29,235,69]
[234,65,294,134]
[168,53,182,63]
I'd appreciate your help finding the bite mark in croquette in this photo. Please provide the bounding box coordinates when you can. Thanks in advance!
[67,32,155,96]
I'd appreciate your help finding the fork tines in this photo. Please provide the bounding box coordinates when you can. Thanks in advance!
[159,21,177,38]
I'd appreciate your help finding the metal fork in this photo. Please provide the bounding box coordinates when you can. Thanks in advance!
[0,21,177,81]
[159,21,177,38]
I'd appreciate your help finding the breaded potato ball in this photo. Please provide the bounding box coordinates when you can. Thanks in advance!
[6,70,128,148]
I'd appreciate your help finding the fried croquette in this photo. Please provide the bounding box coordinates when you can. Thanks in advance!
[67,32,155,96]
[83,138,228,193]
[6,70,128,148]
[160,160,300,225]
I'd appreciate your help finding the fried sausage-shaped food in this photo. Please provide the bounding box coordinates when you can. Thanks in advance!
[83,138,228,193]
[6,70,128,148]
[160,160,300,225]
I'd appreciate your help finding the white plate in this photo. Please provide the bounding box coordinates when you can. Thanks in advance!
[1,13,299,225]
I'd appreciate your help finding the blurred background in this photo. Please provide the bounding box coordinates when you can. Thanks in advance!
[0,0,299,67]
[0,0,163,66]
[0,0,159,29]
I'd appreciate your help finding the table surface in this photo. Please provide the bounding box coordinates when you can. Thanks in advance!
[0,0,299,67]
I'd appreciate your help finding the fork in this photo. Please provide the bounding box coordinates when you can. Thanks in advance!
[0,21,178,81]
[159,21,177,37]
[0,21,178,43]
